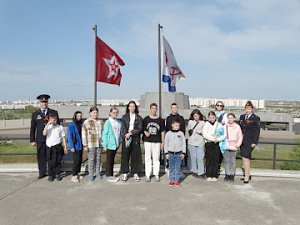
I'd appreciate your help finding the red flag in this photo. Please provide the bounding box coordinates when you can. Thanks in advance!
[96,37,125,86]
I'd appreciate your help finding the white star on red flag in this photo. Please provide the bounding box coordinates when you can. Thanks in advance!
[103,55,120,79]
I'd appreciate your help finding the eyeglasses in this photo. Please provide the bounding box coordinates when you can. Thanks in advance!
[216,105,224,107]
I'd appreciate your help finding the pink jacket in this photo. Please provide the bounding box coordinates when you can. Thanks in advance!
[226,122,243,151]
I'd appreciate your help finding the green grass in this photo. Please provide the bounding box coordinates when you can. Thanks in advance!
[0,143,299,170]
[0,144,36,163]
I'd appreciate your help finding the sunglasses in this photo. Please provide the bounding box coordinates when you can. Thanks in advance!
[216,104,224,107]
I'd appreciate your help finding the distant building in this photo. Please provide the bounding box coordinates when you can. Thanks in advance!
[189,97,265,109]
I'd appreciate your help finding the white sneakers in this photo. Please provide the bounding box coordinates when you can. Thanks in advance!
[71,176,79,183]
[133,173,141,182]
[121,173,141,182]
[106,176,120,182]
[206,177,218,182]
[122,173,128,182]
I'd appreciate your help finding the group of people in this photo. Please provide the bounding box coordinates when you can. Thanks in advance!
[30,94,260,186]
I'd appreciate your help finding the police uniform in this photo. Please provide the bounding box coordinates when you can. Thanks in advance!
[239,106,260,159]
[30,94,59,178]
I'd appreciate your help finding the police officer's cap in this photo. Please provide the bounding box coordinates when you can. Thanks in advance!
[245,101,254,108]
[37,94,50,102]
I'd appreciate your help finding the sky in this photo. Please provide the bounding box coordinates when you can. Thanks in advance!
[0,0,300,101]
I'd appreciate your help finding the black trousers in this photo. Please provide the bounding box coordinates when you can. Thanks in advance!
[121,137,142,174]
[46,144,64,177]
[37,142,47,176]
[106,150,117,177]
[205,142,221,178]
[72,150,83,176]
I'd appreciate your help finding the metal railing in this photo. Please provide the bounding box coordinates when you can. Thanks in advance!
[1,137,300,170]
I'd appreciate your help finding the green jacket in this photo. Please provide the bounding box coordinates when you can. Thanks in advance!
[101,119,122,150]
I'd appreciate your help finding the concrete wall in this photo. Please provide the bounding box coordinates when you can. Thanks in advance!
[0,119,31,129]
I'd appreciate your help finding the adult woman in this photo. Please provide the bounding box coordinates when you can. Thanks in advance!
[102,107,122,182]
[187,109,206,178]
[203,111,226,181]
[67,111,83,183]
[239,101,260,183]
[120,101,143,182]
[215,101,227,125]
[215,101,227,172]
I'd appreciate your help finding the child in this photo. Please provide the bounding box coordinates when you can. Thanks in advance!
[224,113,243,182]
[43,113,68,182]
[187,109,206,178]
[67,111,83,183]
[143,103,165,182]
[203,111,226,182]
[101,107,122,182]
[82,107,102,183]
[164,119,186,187]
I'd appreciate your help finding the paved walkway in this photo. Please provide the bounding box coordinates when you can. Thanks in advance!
[0,172,299,225]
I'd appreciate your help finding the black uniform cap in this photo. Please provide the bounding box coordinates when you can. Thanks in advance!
[37,94,50,102]
[245,101,254,108]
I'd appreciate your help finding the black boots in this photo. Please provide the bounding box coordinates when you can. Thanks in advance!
[224,175,235,182]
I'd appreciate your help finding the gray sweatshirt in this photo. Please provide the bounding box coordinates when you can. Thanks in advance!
[164,130,186,154]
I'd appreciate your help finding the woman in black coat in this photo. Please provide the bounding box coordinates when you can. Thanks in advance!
[239,101,260,183]
[120,101,143,182]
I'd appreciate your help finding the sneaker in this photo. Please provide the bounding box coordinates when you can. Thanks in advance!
[155,176,160,182]
[122,173,128,182]
[145,177,151,182]
[211,177,218,182]
[56,175,62,181]
[48,176,54,182]
[206,177,212,181]
[180,172,185,179]
[199,174,206,179]
[107,176,119,183]
[95,174,102,181]
[229,175,235,182]
[175,182,180,187]
[169,181,174,187]
[133,174,141,182]
[87,175,94,183]
[224,175,229,182]
[71,176,79,183]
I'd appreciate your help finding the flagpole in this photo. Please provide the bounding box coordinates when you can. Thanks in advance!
[158,24,163,118]
[92,24,97,107]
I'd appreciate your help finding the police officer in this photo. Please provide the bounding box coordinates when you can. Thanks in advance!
[239,101,260,184]
[30,94,60,179]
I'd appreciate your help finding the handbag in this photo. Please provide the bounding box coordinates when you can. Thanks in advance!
[188,122,199,136]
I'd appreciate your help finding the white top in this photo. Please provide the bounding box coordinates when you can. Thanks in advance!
[203,121,226,142]
[109,117,121,146]
[129,113,135,132]
[187,120,205,146]
[46,124,65,148]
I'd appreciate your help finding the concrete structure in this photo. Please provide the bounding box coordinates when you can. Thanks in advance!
[140,92,190,116]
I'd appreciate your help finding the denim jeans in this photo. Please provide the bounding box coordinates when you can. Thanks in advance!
[169,153,182,182]
[188,144,205,175]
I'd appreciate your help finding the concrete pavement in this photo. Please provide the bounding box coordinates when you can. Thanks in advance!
[0,172,299,225]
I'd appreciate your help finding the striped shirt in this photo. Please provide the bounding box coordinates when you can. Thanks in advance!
[82,118,102,148]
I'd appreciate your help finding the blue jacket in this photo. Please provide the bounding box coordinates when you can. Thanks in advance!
[67,122,83,151]
[101,119,122,150]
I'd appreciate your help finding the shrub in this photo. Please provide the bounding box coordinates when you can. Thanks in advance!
[280,140,300,170]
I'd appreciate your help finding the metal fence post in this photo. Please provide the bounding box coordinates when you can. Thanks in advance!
[273,144,277,169]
